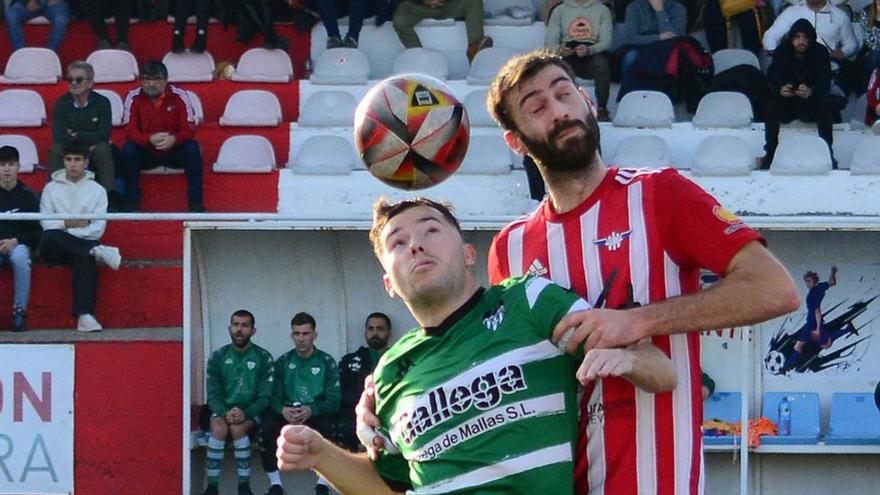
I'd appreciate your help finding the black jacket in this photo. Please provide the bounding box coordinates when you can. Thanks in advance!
[768,19,831,100]
[0,182,40,248]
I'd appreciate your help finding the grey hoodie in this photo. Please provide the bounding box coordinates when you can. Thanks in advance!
[545,0,614,54]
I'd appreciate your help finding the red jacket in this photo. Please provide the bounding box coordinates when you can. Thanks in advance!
[867,68,880,126]
[123,85,196,153]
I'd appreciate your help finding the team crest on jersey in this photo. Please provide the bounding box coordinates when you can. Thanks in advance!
[247,361,256,370]
[527,259,548,277]
[482,304,506,332]
[594,230,632,251]
[224,358,233,365]
[348,357,363,372]
[288,363,295,370]
[311,366,321,375]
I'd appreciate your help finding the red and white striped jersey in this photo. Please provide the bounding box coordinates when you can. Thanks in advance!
[488,167,763,495]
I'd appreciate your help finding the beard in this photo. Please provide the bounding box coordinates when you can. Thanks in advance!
[518,113,600,174]
[367,337,388,350]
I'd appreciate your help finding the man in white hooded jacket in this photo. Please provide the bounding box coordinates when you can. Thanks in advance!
[39,140,121,332]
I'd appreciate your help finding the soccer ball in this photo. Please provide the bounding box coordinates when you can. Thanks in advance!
[764,350,786,375]
[354,74,470,190]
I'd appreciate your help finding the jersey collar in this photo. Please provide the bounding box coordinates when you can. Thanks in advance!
[423,288,485,337]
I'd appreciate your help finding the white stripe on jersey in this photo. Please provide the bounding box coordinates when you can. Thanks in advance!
[628,181,658,495]
[580,202,603,305]
[121,87,141,124]
[547,222,571,289]
[410,443,573,494]
[508,225,525,277]
[170,85,197,123]
[525,276,552,309]
[587,378,607,495]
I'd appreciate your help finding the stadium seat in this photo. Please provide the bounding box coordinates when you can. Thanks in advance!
[0,47,61,84]
[310,48,370,85]
[692,135,753,176]
[0,89,46,127]
[484,0,535,26]
[692,92,753,128]
[825,392,880,444]
[464,89,495,127]
[392,48,449,80]
[760,392,820,445]
[613,91,674,128]
[184,90,205,125]
[712,49,760,75]
[298,91,358,127]
[467,47,520,85]
[219,90,283,126]
[849,136,880,174]
[162,51,215,82]
[94,89,124,126]
[290,136,357,175]
[703,392,742,446]
[86,49,139,83]
[0,134,39,173]
[459,135,513,175]
[231,48,294,83]
[609,135,672,168]
[770,136,833,174]
[213,135,276,173]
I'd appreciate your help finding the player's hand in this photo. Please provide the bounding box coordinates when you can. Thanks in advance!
[356,374,385,461]
[831,265,838,274]
[552,309,643,354]
[575,44,589,57]
[576,348,635,385]
[276,425,325,472]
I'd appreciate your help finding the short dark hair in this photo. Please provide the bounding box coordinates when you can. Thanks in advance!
[142,60,168,80]
[365,312,392,330]
[63,140,89,159]
[804,271,819,282]
[291,312,316,329]
[487,50,578,132]
[0,145,20,163]
[231,309,255,327]
[369,197,462,259]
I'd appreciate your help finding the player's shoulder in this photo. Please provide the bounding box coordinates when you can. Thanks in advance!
[248,343,273,360]
[314,347,337,364]
[209,343,232,359]
[491,274,573,306]
[612,166,681,186]
[495,200,546,239]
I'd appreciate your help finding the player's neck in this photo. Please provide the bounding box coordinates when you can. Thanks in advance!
[545,155,607,214]
[408,277,479,328]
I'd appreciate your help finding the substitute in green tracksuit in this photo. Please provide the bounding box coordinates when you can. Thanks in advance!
[258,312,341,495]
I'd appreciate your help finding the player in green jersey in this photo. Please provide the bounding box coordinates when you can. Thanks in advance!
[276,198,677,494]
[203,309,275,495]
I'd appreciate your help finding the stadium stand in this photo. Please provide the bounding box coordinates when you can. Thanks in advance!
[463,88,494,127]
[760,392,821,445]
[298,90,357,127]
[613,90,675,128]
[770,135,834,175]
[703,392,743,446]
[850,136,880,174]
[459,134,514,175]
[219,89,283,127]
[691,135,755,176]
[213,135,276,173]
[712,48,761,75]
[311,48,371,85]
[231,48,294,83]
[86,49,139,83]
[162,51,215,82]
[94,88,124,126]
[291,135,358,175]
[825,392,880,445]
[466,47,520,85]
[692,92,754,128]
[0,47,61,84]
[0,89,46,126]
[609,134,673,168]
[0,134,38,173]
[392,47,450,80]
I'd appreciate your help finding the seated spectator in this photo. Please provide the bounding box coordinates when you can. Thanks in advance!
[545,0,614,121]
[50,61,120,209]
[0,145,40,333]
[859,0,880,93]
[702,0,761,55]
[617,0,687,97]
[234,0,289,50]
[865,66,880,125]
[171,0,210,53]
[5,0,70,52]
[39,140,121,333]
[82,0,133,50]
[763,19,836,168]
[392,0,493,62]
[120,61,205,213]
[308,0,388,49]
[203,309,274,495]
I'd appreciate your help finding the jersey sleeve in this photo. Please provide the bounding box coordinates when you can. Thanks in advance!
[520,276,591,341]
[654,169,764,276]
[488,231,510,285]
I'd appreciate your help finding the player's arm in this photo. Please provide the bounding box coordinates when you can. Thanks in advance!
[828,265,837,287]
[278,425,405,495]
[577,341,677,393]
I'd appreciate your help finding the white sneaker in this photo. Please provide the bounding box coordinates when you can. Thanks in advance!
[77,314,103,332]
[92,245,121,270]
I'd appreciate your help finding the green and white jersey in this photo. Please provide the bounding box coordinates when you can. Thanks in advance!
[373,275,590,494]
[206,343,275,420]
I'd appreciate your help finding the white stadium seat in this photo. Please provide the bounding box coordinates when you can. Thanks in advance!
[231,48,294,83]
[770,135,833,174]
[483,0,535,26]
[459,135,513,174]
[219,90,282,126]
[213,135,276,173]
[0,47,61,84]
[0,89,46,127]
[464,89,494,127]
[712,49,760,75]
[849,136,880,174]
[86,49,139,83]
[0,135,39,173]
[692,92,753,128]
[185,90,205,125]
[162,51,215,82]
[691,135,753,176]
[298,91,358,127]
[291,135,357,175]
[392,48,449,80]
[609,135,672,168]
[94,89,124,126]
[467,47,520,85]
[311,48,371,85]
[613,90,674,128]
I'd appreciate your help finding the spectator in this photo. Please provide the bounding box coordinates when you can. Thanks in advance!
[171,0,210,53]
[203,309,274,495]
[233,0,289,50]
[337,312,391,452]
[5,0,70,51]
[120,61,206,213]
[258,312,340,495]
[0,146,40,333]
[763,19,836,168]
[39,140,121,333]
[858,0,880,92]
[545,0,614,121]
[81,0,133,50]
[392,0,493,62]
[50,61,120,209]
[702,0,761,55]
[617,0,688,99]
[308,0,379,49]
[865,66,880,125]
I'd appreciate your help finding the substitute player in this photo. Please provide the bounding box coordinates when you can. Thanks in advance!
[276,198,678,494]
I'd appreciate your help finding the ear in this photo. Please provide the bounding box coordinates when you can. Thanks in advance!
[504,130,528,156]
[383,274,396,298]
[463,243,477,268]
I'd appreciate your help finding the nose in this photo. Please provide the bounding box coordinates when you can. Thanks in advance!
[548,98,570,124]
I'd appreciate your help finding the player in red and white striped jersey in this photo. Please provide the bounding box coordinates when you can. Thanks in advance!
[485,51,801,495]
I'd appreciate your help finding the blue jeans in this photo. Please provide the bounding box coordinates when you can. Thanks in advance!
[5,0,71,51]
[0,244,32,309]
[119,140,204,209]
[307,0,372,41]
